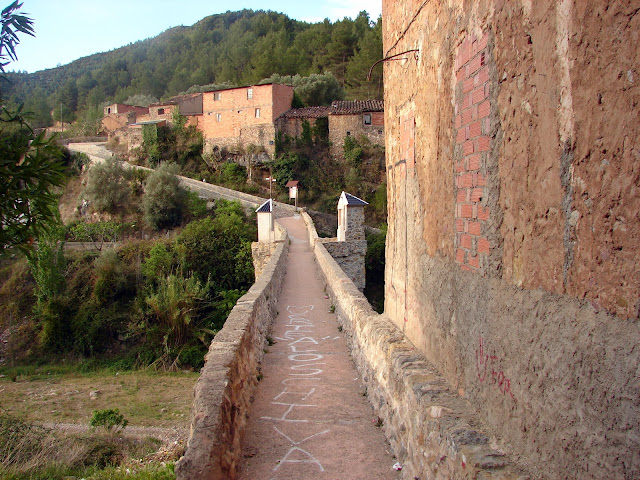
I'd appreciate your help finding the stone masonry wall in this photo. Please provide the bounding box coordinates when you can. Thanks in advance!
[383,1,640,478]
[176,223,288,480]
[320,239,367,291]
[301,212,528,479]
[251,241,277,280]
[329,114,385,160]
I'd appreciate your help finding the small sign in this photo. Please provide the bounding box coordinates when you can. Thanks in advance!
[289,186,297,199]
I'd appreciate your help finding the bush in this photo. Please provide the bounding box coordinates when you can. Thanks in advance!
[142,163,187,230]
[145,273,210,350]
[89,409,128,433]
[83,158,131,213]
[176,203,255,290]
[343,135,363,167]
[218,162,247,186]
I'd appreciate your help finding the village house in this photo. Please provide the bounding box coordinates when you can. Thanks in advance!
[199,83,294,156]
[101,103,149,133]
[328,100,384,159]
[275,105,330,139]
[141,93,203,128]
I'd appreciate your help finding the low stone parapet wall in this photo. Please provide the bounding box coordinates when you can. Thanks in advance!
[175,223,288,480]
[301,213,529,479]
[178,176,296,219]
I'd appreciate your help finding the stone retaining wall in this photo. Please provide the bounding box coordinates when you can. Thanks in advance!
[175,223,288,480]
[300,212,529,479]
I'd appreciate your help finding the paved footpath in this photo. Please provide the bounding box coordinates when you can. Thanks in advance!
[239,215,400,480]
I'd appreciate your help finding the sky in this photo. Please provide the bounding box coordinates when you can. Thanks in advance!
[8,0,382,74]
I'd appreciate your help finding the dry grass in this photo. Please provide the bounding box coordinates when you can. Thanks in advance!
[0,369,198,478]
[0,370,198,428]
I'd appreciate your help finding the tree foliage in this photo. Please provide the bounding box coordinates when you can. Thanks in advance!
[142,162,187,230]
[1,2,67,256]
[83,157,131,213]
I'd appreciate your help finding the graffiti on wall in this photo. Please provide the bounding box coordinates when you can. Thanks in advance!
[475,335,516,402]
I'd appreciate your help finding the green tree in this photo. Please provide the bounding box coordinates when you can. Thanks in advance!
[0,2,67,255]
[142,162,187,230]
[345,16,383,100]
[83,157,131,212]
[176,201,255,290]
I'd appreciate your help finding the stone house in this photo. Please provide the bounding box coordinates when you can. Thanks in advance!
[275,105,331,138]
[200,83,294,156]
[328,100,384,159]
[382,1,640,478]
[141,93,203,128]
[101,103,149,133]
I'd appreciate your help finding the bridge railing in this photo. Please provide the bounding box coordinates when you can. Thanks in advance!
[175,223,288,480]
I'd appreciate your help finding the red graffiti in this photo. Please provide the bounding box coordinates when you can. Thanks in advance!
[475,335,516,401]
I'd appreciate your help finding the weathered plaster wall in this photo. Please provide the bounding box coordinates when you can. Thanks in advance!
[176,223,288,480]
[383,1,640,478]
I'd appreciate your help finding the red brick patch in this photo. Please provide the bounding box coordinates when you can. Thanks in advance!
[455,31,493,272]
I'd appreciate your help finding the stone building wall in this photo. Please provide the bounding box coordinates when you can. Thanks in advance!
[275,116,321,138]
[382,1,640,478]
[200,84,293,155]
[329,113,385,160]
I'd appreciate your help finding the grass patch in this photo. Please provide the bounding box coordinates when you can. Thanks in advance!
[0,369,198,427]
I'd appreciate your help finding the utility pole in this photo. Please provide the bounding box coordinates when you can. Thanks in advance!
[60,104,64,133]
[266,167,276,200]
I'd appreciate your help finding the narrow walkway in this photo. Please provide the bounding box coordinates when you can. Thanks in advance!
[239,216,399,479]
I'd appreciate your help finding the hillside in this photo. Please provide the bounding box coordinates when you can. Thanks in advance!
[3,9,382,127]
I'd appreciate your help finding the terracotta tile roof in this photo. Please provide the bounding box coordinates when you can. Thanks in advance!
[279,106,331,119]
[285,180,299,187]
[330,100,384,115]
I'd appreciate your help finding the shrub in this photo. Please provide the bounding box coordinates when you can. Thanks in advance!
[92,249,128,304]
[178,344,207,370]
[141,242,175,283]
[145,273,210,350]
[83,157,131,213]
[89,409,128,433]
[176,203,255,289]
[184,190,208,219]
[142,163,186,230]
[28,232,66,321]
[343,135,363,167]
[218,162,247,186]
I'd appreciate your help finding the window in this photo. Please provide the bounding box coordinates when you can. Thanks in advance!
[363,113,372,125]
[107,107,111,114]
[214,92,221,101]
[216,113,222,122]
[255,108,261,118]
[346,131,351,136]
[247,88,253,99]
[158,108,165,115]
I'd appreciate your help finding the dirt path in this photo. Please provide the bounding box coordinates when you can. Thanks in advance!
[239,215,399,480]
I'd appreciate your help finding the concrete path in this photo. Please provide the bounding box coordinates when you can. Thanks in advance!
[239,216,399,479]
